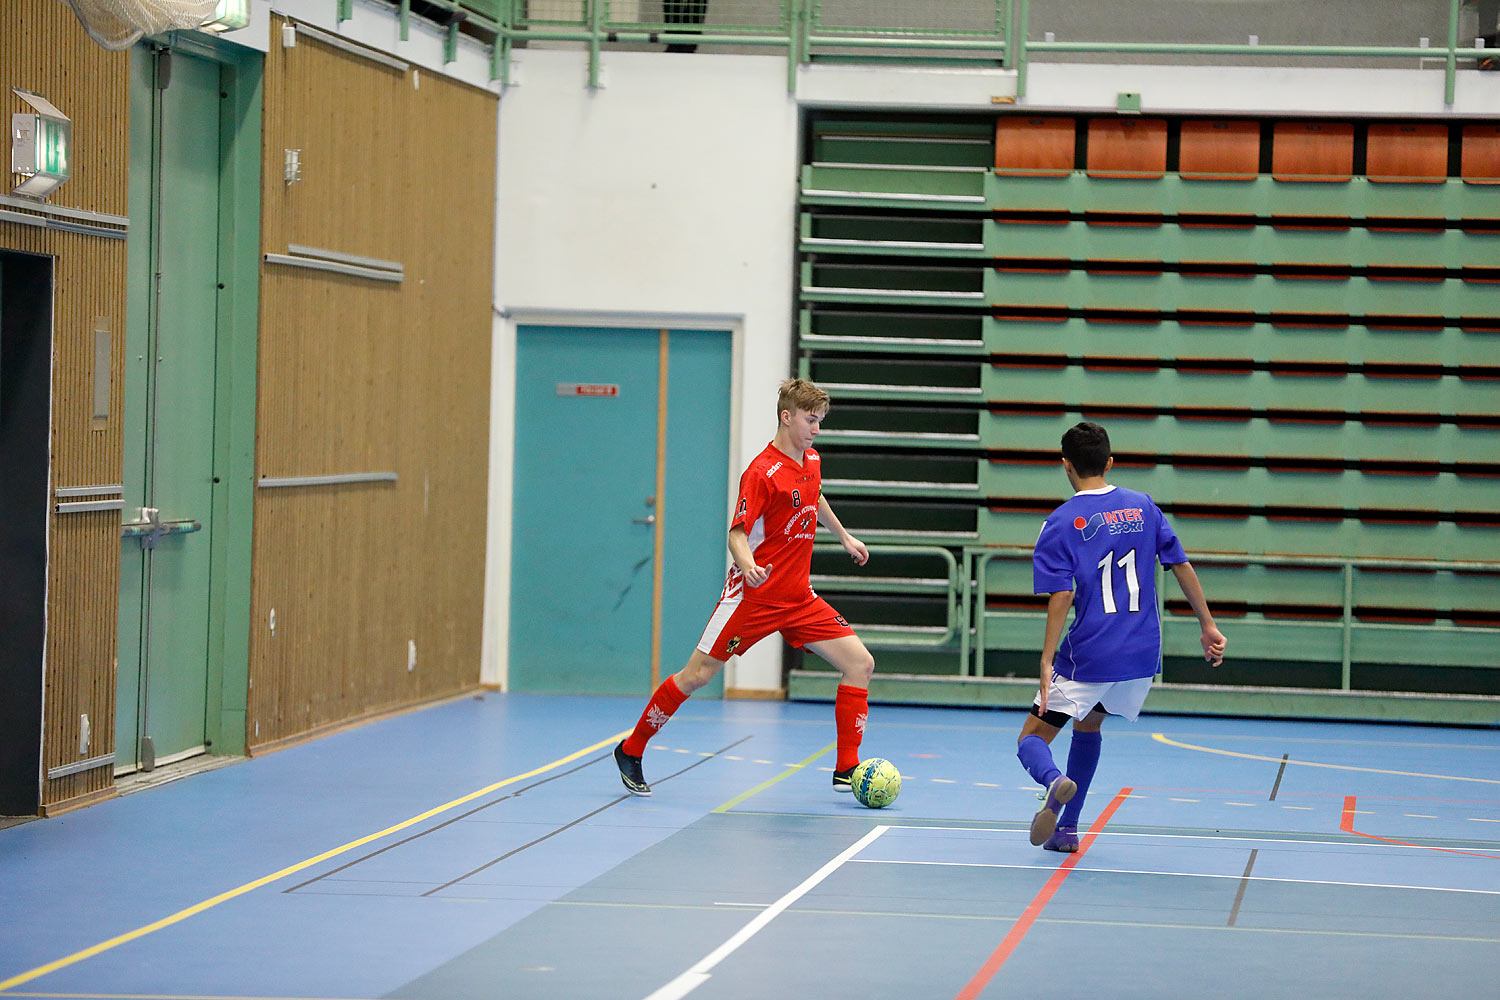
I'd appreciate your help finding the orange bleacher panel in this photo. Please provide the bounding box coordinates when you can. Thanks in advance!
[1179,120,1260,181]
[1461,124,1500,184]
[1366,124,1448,183]
[1086,118,1168,179]
[995,117,1076,177]
[1271,122,1354,182]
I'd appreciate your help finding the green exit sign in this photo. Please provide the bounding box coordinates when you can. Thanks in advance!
[201,0,251,32]
[11,88,71,199]
[34,115,69,175]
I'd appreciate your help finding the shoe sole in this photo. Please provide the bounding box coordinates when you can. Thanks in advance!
[1029,776,1077,846]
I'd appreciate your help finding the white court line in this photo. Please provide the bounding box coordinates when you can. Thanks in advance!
[847,858,1500,896]
[874,825,1500,853]
[644,826,890,1000]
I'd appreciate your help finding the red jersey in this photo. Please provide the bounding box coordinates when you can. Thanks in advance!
[723,442,822,607]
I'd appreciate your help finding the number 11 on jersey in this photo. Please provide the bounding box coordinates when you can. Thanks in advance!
[1097,548,1140,614]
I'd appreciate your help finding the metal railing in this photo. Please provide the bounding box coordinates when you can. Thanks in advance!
[462,0,1489,100]
[812,543,963,647]
[970,546,1500,687]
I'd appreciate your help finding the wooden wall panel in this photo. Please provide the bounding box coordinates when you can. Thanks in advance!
[250,17,495,748]
[2,0,129,812]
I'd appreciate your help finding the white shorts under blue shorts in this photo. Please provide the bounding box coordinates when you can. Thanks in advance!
[1031,674,1155,723]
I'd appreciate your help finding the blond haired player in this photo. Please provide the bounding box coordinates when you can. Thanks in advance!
[614,379,876,795]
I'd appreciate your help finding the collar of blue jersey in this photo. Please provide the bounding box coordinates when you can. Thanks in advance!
[1072,485,1117,497]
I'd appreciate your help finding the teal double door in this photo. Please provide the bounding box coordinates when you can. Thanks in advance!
[510,325,732,696]
[116,45,227,772]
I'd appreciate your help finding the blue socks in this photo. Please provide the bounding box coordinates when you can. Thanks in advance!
[1016,734,1062,789]
[1058,730,1102,829]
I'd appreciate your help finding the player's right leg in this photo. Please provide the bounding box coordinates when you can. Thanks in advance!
[615,649,721,796]
[615,598,769,796]
[1045,706,1107,853]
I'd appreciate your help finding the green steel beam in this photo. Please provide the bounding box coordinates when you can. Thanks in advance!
[399,0,410,41]
[587,0,601,89]
[445,22,458,63]
[1447,0,1461,104]
[1015,0,1029,96]
[787,0,802,92]
[337,0,352,24]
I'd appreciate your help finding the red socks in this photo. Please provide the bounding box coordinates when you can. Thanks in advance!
[834,684,868,771]
[626,677,867,772]
[622,675,688,757]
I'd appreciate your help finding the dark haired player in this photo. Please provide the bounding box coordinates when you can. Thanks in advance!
[1017,421,1227,850]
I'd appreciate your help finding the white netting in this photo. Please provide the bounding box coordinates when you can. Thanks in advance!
[59,0,219,50]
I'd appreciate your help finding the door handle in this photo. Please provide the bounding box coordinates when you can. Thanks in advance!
[632,514,656,525]
[122,507,202,549]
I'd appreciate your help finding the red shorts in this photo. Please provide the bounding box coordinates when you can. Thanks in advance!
[696,594,855,662]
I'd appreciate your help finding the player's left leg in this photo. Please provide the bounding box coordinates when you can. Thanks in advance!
[803,632,874,790]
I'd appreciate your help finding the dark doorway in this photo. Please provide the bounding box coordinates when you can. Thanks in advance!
[0,250,52,816]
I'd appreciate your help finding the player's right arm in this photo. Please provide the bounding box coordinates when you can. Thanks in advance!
[1038,590,1074,715]
[1168,561,1226,666]
[727,525,770,588]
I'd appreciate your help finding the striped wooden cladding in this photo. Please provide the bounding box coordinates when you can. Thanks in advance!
[2,0,130,811]
[42,512,125,809]
[250,16,496,749]
[3,0,130,217]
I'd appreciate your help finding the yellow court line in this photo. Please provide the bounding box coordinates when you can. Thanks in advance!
[4,994,384,1000]
[1152,733,1500,785]
[0,731,630,993]
[712,742,835,813]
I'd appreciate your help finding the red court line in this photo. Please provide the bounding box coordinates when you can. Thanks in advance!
[1341,795,1500,860]
[954,787,1131,1000]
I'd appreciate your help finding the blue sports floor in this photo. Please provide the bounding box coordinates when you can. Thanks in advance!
[2,693,1498,999]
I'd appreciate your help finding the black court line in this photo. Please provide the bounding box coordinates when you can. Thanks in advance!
[1268,754,1289,801]
[1226,849,1259,927]
[282,751,615,893]
[419,735,754,898]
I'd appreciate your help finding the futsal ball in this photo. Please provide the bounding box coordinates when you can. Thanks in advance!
[850,758,901,809]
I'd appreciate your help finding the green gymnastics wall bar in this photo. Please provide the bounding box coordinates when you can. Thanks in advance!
[483,0,1488,94]
[792,550,1500,725]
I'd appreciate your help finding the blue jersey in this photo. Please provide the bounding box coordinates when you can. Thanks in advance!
[1033,485,1188,682]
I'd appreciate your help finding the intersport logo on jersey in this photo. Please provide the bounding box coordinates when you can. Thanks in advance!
[1074,508,1145,541]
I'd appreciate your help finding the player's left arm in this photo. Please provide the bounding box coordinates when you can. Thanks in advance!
[1167,561,1227,666]
[817,493,869,566]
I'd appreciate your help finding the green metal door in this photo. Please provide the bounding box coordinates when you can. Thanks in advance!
[117,46,222,772]
[509,325,731,696]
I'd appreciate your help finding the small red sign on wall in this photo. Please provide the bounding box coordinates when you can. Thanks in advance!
[556,383,619,397]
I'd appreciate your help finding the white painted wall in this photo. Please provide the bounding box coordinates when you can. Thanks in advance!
[480,47,1500,695]
[483,50,800,693]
